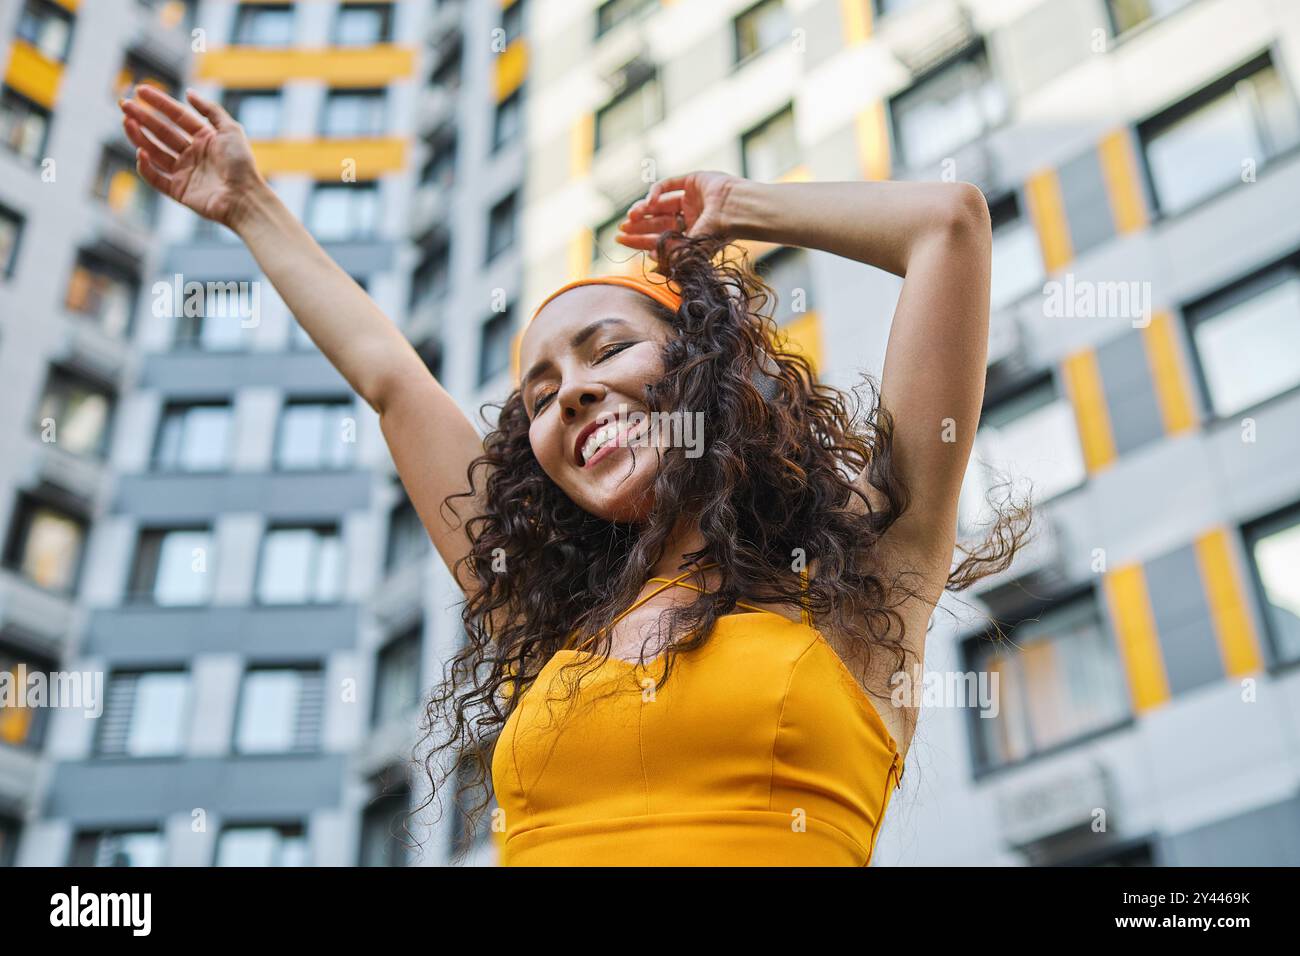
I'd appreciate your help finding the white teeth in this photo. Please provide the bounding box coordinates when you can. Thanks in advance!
[581,424,621,464]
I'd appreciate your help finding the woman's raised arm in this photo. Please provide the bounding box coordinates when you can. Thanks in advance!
[120,86,486,594]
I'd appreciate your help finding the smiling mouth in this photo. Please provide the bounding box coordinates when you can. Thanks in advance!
[580,417,650,469]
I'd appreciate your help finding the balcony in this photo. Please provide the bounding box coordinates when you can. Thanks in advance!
[426,0,465,48]
[876,0,977,75]
[0,569,74,655]
[409,183,450,239]
[0,745,39,817]
[57,315,131,383]
[416,85,455,133]
[968,509,1071,618]
[26,441,107,508]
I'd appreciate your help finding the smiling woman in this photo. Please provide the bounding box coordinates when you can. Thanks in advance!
[114,85,1029,866]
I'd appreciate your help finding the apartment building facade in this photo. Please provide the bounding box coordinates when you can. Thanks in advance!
[0,0,523,867]
[514,0,1300,866]
[0,0,200,867]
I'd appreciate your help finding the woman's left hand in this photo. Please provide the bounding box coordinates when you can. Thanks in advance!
[616,171,743,260]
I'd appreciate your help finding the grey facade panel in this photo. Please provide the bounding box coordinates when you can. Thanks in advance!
[140,351,351,395]
[114,470,373,521]
[85,603,362,661]
[1144,544,1222,696]
[164,239,398,279]
[1058,147,1113,257]
[1096,330,1164,454]
[1160,792,1300,865]
[43,755,347,825]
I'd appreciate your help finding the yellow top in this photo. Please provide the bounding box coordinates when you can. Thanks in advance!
[491,563,905,866]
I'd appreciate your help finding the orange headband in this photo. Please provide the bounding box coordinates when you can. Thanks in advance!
[516,272,683,385]
[526,273,683,328]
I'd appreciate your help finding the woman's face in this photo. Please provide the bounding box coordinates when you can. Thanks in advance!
[518,285,674,523]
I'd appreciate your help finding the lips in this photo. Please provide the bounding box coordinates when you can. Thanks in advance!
[573,415,612,467]
[573,411,647,468]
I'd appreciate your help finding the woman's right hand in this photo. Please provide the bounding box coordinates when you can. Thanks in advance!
[119,85,264,230]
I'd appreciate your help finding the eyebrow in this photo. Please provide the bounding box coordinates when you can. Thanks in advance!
[520,317,633,394]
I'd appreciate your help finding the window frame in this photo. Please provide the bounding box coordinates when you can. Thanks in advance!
[1180,248,1300,423]
[1136,50,1300,220]
[962,586,1134,779]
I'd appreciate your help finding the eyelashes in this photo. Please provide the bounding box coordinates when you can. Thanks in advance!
[530,342,636,414]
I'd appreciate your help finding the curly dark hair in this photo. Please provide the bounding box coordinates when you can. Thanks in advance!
[402,229,1033,863]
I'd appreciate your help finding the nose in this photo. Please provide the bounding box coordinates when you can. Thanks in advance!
[559,380,606,422]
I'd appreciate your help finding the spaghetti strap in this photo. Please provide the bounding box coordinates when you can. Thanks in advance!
[568,562,718,653]
[799,565,814,628]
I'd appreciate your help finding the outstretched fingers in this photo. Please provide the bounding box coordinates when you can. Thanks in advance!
[135,148,176,195]
[121,97,190,155]
[135,84,208,135]
[123,118,178,173]
[184,88,237,131]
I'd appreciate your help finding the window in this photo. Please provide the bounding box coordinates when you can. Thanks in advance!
[419,131,456,187]
[1108,0,1195,35]
[595,62,661,150]
[216,824,308,866]
[741,105,798,182]
[874,0,922,14]
[478,307,514,385]
[595,0,655,36]
[69,830,165,867]
[34,367,113,459]
[755,246,814,325]
[224,90,282,139]
[385,496,428,571]
[1140,54,1300,216]
[373,626,421,727]
[274,399,356,470]
[256,525,343,605]
[3,495,86,593]
[234,667,324,754]
[431,38,463,92]
[113,52,181,102]
[735,0,790,64]
[93,147,157,226]
[410,236,450,310]
[1244,504,1300,667]
[448,749,491,854]
[966,594,1129,770]
[492,88,523,151]
[989,194,1044,311]
[592,207,629,266]
[0,86,50,162]
[65,251,139,337]
[16,0,74,62]
[334,3,393,45]
[485,192,517,263]
[890,41,1008,171]
[153,401,231,472]
[359,776,411,866]
[0,817,17,867]
[320,89,387,137]
[958,377,1085,536]
[137,0,197,33]
[1,204,22,278]
[502,1,526,44]
[98,670,191,756]
[128,527,213,606]
[306,182,380,241]
[173,294,250,351]
[232,3,294,46]
[1,646,55,750]
[1185,257,1300,418]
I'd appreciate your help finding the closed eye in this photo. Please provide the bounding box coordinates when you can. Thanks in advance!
[530,342,636,414]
